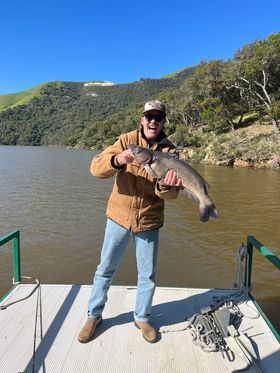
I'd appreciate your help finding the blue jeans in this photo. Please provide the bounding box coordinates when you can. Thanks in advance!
[87,219,159,322]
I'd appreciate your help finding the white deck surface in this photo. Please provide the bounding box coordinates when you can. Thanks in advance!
[0,284,279,373]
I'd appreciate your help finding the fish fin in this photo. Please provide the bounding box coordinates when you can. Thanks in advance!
[199,206,208,223]
[199,200,219,223]
[144,164,158,177]
[205,182,210,192]
[210,207,219,219]
[181,188,200,203]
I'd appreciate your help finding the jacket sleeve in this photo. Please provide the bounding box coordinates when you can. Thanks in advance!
[155,183,181,199]
[90,136,127,178]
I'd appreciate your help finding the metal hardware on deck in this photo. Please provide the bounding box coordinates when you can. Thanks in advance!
[188,301,241,354]
[0,230,21,302]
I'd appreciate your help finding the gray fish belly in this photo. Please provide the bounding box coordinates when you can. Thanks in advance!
[150,153,219,222]
[151,155,208,200]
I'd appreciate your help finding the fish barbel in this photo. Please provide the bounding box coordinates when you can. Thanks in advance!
[129,144,219,223]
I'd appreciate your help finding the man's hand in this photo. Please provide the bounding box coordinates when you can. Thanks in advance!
[160,170,182,187]
[115,149,134,166]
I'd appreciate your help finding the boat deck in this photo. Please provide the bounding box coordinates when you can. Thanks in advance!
[0,284,279,372]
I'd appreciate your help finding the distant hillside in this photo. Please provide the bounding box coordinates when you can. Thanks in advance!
[160,65,196,79]
[0,31,279,168]
[0,83,48,112]
[0,67,195,146]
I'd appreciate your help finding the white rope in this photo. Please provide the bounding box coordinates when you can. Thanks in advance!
[0,276,40,310]
[159,315,195,334]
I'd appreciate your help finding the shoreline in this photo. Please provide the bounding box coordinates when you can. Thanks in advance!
[178,123,280,170]
[179,148,280,169]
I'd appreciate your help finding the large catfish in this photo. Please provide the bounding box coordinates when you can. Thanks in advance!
[129,144,219,223]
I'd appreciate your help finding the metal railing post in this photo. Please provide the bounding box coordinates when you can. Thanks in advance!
[12,231,21,284]
[245,236,254,290]
[0,230,22,300]
[245,234,280,342]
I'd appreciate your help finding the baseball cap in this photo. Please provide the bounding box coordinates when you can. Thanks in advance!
[142,100,166,115]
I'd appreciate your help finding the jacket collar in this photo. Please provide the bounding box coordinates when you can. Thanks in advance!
[140,128,168,148]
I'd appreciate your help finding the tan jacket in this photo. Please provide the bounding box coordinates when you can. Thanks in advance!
[90,129,180,232]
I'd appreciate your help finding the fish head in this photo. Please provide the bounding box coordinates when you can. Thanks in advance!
[129,144,153,165]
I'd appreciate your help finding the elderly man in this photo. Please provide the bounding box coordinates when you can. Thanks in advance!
[78,100,181,344]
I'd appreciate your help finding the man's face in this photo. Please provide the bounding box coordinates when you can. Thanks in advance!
[140,110,165,141]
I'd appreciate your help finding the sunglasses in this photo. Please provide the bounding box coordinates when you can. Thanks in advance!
[144,113,165,122]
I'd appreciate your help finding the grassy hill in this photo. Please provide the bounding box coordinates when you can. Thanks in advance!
[0,83,48,112]
[0,68,195,146]
[160,65,196,79]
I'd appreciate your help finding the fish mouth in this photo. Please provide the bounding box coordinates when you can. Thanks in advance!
[140,157,152,164]
[135,153,151,164]
[129,144,142,155]
[129,144,151,164]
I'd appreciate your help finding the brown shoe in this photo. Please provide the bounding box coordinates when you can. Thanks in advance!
[134,321,158,343]
[78,315,103,343]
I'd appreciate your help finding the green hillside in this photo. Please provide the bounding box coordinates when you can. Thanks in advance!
[161,65,196,79]
[0,68,195,146]
[0,31,279,168]
[0,83,48,112]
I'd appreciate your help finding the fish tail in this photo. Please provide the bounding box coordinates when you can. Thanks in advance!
[199,200,219,223]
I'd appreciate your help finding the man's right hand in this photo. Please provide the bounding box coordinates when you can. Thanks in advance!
[115,149,134,166]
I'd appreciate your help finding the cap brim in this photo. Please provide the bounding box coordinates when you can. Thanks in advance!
[142,109,166,115]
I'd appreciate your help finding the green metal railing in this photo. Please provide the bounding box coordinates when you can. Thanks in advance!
[0,230,279,341]
[0,229,21,302]
[245,235,280,343]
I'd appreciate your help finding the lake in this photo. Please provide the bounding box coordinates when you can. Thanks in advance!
[0,146,279,330]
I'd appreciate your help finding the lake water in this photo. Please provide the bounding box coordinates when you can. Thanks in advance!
[0,146,279,330]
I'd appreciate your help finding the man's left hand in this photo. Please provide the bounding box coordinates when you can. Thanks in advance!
[160,170,182,187]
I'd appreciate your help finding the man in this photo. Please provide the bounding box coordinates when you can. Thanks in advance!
[78,100,181,344]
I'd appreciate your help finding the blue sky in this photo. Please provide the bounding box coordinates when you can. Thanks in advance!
[1,0,279,94]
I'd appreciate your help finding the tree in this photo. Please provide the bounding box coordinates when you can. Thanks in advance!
[180,60,244,132]
[229,32,280,129]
